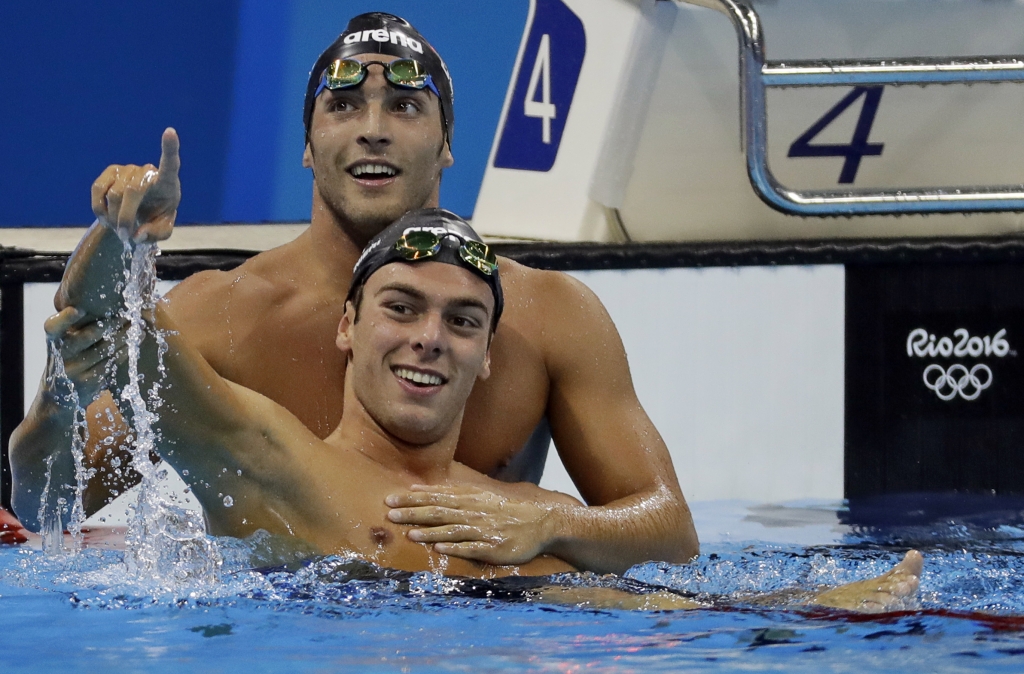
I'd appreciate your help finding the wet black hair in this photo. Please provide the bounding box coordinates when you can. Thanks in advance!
[303,13,454,149]
[346,208,503,331]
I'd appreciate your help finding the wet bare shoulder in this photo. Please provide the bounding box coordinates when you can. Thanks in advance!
[162,246,299,360]
[496,257,612,354]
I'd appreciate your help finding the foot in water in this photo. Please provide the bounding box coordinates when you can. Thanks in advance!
[809,550,923,613]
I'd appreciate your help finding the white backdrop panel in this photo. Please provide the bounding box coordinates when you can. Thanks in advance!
[539,266,846,503]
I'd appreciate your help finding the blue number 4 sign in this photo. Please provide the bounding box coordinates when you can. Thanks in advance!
[788,86,885,184]
[493,0,587,173]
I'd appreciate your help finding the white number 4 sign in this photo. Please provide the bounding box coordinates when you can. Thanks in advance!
[524,34,556,144]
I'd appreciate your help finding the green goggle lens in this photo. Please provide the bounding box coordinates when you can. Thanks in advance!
[393,232,497,276]
[317,59,435,99]
[395,231,443,260]
[384,59,429,88]
[324,59,366,87]
[459,240,498,275]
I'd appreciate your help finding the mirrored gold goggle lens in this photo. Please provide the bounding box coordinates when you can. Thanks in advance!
[324,59,366,87]
[324,59,428,90]
[395,231,442,260]
[385,59,429,88]
[395,232,497,275]
[459,240,497,275]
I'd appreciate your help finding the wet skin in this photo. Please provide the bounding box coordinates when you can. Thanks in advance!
[11,55,698,574]
[60,248,574,577]
[36,224,923,603]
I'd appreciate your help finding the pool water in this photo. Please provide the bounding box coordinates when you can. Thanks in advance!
[4,498,1024,672]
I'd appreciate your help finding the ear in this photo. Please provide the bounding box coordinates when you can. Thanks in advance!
[302,142,313,169]
[477,345,491,382]
[440,139,454,169]
[336,301,355,355]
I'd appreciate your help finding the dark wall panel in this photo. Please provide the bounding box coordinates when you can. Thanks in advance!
[846,262,1024,498]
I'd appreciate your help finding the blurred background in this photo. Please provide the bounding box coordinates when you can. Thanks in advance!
[0,0,529,227]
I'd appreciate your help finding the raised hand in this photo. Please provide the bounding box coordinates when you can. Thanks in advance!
[385,484,565,565]
[91,128,180,244]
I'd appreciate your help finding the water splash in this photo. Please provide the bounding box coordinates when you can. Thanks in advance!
[112,240,223,587]
[39,336,97,555]
[29,238,222,587]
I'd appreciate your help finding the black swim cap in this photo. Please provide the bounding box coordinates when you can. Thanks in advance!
[303,13,454,149]
[346,209,503,330]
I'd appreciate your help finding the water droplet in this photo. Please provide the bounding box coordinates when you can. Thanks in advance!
[182,469,189,476]
[223,495,234,508]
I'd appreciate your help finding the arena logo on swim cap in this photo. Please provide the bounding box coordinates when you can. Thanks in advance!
[343,29,424,54]
[404,226,453,237]
[353,237,383,271]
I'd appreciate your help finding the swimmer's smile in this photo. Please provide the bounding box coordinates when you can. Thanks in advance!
[347,159,401,187]
[392,365,448,394]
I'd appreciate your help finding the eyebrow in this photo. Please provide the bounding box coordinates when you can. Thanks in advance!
[376,282,491,315]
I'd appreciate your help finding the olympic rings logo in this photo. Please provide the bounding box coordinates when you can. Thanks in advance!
[922,363,992,401]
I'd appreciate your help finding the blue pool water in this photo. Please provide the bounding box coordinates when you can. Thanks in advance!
[5,498,1024,672]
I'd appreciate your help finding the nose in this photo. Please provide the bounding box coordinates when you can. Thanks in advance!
[412,312,445,357]
[357,67,393,153]
[357,102,392,153]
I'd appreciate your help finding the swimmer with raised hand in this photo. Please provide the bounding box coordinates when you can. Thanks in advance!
[32,207,578,577]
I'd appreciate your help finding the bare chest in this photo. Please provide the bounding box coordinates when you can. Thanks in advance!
[180,283,553,474]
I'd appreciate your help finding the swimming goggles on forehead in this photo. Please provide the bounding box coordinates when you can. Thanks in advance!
[394,230,498,276]
[314,58,441,100]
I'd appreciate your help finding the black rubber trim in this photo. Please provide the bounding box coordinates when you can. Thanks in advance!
[0,248,253,283]
[5,236,1024,283]
[490,236,1024,270]
[0,283,24,512]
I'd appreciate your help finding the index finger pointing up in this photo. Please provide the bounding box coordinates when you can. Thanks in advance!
[157,127,180,181]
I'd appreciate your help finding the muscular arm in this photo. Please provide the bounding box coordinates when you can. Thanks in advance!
[540,272,697,571]
[20,223,296,536]
[8,219,133,527]
[10,130,182,526]
[389,269,698,574]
